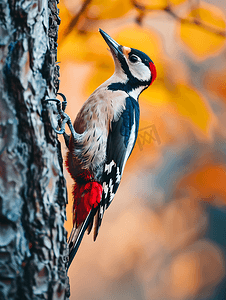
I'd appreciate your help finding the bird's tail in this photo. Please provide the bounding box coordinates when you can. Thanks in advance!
[67,209,97,269]
[67,180,102,269]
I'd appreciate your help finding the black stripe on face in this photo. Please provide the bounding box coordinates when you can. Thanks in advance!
[107,79,149,94]
[109,47,153,93]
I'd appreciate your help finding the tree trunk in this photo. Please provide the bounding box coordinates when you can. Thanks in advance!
[0,0,69,299]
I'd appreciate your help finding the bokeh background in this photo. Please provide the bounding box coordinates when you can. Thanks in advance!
[57,0,226,299]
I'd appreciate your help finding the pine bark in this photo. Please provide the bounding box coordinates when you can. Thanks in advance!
[0,0,69,299]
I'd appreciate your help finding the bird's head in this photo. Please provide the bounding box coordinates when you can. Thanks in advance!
[99,28,157,97]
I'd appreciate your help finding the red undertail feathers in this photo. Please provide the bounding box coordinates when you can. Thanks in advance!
[73,180,102,226]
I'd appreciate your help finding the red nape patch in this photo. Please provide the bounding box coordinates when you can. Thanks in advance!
[149,62,157,85]
[73,181,102,226]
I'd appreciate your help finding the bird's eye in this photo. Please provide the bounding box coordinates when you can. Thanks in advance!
[129,55,139,63]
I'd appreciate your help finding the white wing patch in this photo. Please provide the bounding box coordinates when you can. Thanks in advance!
[104,160,116,174]
[108,178,113,195]
[102,178,116,204]
[116,167,121,183]
[99,205,104,218]
[121,114,136,174]
[103,182,108,198]
[109,192,115,203]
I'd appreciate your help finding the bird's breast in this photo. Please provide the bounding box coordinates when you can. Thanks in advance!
[69,87,128,180]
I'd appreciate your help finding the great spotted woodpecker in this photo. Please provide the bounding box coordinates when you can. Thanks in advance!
[46,29,156,269]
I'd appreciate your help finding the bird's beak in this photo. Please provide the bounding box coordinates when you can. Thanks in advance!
[99,29,124,61]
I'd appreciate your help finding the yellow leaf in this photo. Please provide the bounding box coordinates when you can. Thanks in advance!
[169,0,187,5]
[171,84,211,134]
[134,0,187,9]
[134,0,167,9]
[58,0,73,42]
[179,4,226,59]
[115,24,160,56]
[142,82,213,135]
[86,0,132,19]
[141,82,171,105]
[85,65,113,96]
[58,31,111,64]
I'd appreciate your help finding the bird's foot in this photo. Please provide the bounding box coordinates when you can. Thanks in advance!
[45,93,70,135]
[45,93,86,148]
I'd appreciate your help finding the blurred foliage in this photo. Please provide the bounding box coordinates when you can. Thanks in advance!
[57,0,226,299]
[180,3,226,59]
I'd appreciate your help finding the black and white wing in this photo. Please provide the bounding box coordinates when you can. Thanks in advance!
[93,96,140,239]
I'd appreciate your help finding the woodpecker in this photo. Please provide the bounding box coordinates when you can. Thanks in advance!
[46,29,156,269]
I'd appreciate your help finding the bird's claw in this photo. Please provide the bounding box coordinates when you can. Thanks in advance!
[45,93,69,135]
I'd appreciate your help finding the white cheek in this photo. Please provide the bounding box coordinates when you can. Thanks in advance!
[130,63,151,82]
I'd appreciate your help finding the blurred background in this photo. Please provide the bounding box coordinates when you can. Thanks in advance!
[57,0,226,299]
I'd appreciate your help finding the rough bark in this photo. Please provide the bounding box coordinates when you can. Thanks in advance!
[0,0,69,299]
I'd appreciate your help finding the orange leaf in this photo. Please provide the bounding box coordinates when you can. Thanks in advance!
[177,164,226,206]
[179,4,226,60]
